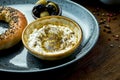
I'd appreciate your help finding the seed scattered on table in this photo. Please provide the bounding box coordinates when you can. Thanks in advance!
[104,24,111,29]
[118,45,120,48]
[110,44,114,47]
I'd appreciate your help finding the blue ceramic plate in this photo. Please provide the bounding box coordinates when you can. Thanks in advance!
[0,0,99,72]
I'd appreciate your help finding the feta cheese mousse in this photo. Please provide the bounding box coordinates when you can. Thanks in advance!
[22,16,82,60]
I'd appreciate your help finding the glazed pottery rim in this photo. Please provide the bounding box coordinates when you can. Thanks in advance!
[32,1,62,19]
[0,0,99,73]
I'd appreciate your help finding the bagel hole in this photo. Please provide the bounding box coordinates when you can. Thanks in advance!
[0,20,9,34]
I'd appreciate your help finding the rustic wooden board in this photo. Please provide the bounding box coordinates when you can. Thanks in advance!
[64,0,120,80]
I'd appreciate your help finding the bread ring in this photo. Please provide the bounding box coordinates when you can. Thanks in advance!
[0,6,27,50]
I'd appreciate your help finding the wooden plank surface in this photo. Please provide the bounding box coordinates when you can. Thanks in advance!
[63,0,120,80]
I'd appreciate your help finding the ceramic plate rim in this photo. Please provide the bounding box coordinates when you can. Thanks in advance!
[0,0,99,73]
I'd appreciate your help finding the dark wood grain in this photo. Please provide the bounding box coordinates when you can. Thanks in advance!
[62,0,120,80]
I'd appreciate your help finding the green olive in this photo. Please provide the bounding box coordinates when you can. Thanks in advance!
[40,11,50,17]
[36,0,47,5]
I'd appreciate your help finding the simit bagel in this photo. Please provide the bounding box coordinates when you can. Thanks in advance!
[0,6,27,50]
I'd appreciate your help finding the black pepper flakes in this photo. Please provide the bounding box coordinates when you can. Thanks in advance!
[103,29,106,32]
[12,16,18,23]
[8,8,16,13]
[5,30,9,36]
[108,38,111,41]
[107,30,112,34]
[8,29,14,34]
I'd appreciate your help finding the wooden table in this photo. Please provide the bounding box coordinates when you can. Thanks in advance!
[0,0,120,80]
[63,0,120,80]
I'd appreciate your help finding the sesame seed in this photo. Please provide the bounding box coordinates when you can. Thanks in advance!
[118,46,120,48]
[110,44,114,47]
[104,25,111,29]
[115,35,119,38]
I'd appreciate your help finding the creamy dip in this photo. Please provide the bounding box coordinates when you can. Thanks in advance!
[28,24,78,54]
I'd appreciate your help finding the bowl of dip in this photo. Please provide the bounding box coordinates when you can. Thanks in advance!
[22,16,83,60]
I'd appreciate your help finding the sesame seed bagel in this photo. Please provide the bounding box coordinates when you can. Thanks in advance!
[0,6,27,50]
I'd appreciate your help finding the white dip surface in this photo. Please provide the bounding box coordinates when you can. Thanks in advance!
[28,24,77,54]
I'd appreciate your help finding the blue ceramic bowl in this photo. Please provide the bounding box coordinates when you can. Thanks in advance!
[32,1,62,19]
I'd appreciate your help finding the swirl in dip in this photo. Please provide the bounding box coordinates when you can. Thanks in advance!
[28,24,77,54]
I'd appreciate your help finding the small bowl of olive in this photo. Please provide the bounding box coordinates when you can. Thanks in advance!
[32,0,62,19]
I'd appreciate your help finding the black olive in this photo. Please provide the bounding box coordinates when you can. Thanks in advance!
[46,5,57,15]
[32,1,60,19]
[32,4,46,18]
[32,8,40,17]
[51,11,58,15]
[37,4,46,12]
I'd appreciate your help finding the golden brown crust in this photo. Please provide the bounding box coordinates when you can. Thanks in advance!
[0,6,27,50]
